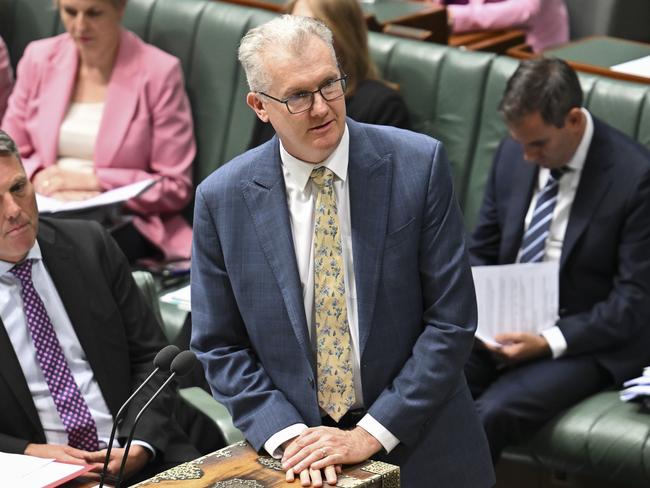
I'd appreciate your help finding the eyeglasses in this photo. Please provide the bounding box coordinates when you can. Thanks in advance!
[258,75,348,114]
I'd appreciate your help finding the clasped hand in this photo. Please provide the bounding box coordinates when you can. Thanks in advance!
[24,442,150,481]
[281,426,382,487]
[485,332,551,363]
[33,166,101,200]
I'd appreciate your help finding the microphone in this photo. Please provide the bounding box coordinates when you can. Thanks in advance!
[114,350,197,488]
[98,345,180,488]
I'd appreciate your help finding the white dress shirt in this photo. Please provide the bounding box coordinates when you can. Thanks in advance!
[519,108,594,358]
[264,125,399,457]
[0,243,152,453]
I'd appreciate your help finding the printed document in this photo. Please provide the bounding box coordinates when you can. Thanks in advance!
[471,262,559,346]
[36,178,156,214]
[0,452,91,488]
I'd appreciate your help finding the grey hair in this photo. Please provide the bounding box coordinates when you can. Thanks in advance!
[238,15,337,92]
[0,130,22,164]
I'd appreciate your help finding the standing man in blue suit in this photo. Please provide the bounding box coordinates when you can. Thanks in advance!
[191,15,494,488]
[468,58,650,462]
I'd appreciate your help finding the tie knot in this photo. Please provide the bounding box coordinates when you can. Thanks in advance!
[311,167,334,189]
[9,259,33,284]
[549,167,568,182]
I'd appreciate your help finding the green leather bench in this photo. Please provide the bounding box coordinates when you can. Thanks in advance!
[2,0,650,485]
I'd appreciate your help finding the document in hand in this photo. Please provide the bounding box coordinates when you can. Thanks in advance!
[36,178,156,214]
[471,262,559,346]
[0,452,92,488]
[620,366,650,402]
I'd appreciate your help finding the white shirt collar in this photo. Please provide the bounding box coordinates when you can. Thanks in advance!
[0,242,42,277]
[279,124,349,191]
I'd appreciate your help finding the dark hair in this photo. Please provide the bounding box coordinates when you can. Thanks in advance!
[0,130,21,163]
[499,57,583,128]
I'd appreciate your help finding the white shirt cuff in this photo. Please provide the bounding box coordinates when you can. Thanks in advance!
[357,414,399,454]
[131,440,156,461]
[541,326,567,358]
[264,423,308,458]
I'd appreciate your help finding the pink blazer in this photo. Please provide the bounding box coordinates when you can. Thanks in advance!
[448,0,569,52]
[0,36,12,121]
[1,29,195,261]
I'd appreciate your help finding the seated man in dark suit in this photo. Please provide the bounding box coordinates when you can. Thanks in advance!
[468,57,650,462]
[0,129,199,482]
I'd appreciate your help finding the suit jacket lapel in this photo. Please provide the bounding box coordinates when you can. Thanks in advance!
[241,140,313,370]
[347,121,392,356]
[37,223,118,415]
[501,159,537,263]
[36,36,78,166]
[561,123,613,269]
[94,29,141,166]
[0,319,43,436]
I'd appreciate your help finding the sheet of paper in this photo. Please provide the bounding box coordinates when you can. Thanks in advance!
[0,452,90,488]
[611,55,650,78]
[160,284,191,312]
[471,262,559,346]
[36,178,156,214]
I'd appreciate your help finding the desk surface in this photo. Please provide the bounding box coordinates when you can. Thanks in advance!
[544,36,650,69]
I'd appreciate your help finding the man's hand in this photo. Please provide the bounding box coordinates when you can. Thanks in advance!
[281,426,382,486]
[33,166,101,195]
[83,445,151,480]
[486,332,551,363]
[24,443,95,466]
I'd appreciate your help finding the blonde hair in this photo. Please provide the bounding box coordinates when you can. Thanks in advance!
[287,0,379,95]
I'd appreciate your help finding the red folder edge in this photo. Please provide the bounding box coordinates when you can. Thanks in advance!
[43,462,94,488]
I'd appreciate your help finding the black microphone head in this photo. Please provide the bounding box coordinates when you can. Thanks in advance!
[153,345,181,372]
[170,350,197,376]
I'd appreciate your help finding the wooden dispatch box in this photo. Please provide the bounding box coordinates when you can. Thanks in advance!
[132,441,400,488]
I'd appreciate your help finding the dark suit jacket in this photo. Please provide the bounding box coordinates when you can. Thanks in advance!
[192,119,494,486]
[248,80,411,149]
[470,118,650,383]
[0,218,197,465]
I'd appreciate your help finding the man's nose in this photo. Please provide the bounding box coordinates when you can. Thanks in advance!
[3,194,22,220]
[310,92,329,115]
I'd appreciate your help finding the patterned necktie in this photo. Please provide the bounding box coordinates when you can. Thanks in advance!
[311,167,355,422]
[519,168,565,263]
[10,259,100,451]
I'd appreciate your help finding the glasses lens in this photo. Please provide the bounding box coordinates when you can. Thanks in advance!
[320,78,345,100]
[286,93,313,114]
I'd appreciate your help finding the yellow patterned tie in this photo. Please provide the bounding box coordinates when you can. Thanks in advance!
[311,167,355,422]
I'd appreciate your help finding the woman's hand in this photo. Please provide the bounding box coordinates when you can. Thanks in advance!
[33,166,101,195]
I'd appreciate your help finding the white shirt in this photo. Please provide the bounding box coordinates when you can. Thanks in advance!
[520,108,594,358]
[57,101,104,173]
[0,243,152,453]
[264,125,399,457]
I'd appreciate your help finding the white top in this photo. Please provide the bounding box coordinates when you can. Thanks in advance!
[263,124,400,458]
[57,102,104,173]
[0,244,152,453]
[521,108,594,358]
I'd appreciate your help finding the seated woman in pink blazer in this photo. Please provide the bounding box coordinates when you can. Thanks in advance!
[0,36,13,121]
[440,0,569,52]
[1,0,195,262]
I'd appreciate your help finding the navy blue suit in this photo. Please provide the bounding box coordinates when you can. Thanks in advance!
[468,118,650,459]
[191,119,494,486]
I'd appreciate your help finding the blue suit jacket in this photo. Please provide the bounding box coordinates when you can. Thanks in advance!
[470,118,650,383]
[191,119,494,486]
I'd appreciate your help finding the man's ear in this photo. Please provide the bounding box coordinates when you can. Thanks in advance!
[247,92,270,123]
[565,107,584,129]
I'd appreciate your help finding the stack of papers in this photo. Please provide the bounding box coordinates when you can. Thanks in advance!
[0,452,91,488]
[620,367,650,402]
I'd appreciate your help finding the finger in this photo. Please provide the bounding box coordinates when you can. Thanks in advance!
[284,443,324,471]
[300,468,311,487]
[324,465,337,485]
[294,446,331,473]
[310,467,323,488]
[335,465,342,474]
[286,468,296,483]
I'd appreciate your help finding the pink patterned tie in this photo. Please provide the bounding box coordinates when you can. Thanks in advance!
[10,259,100,451]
